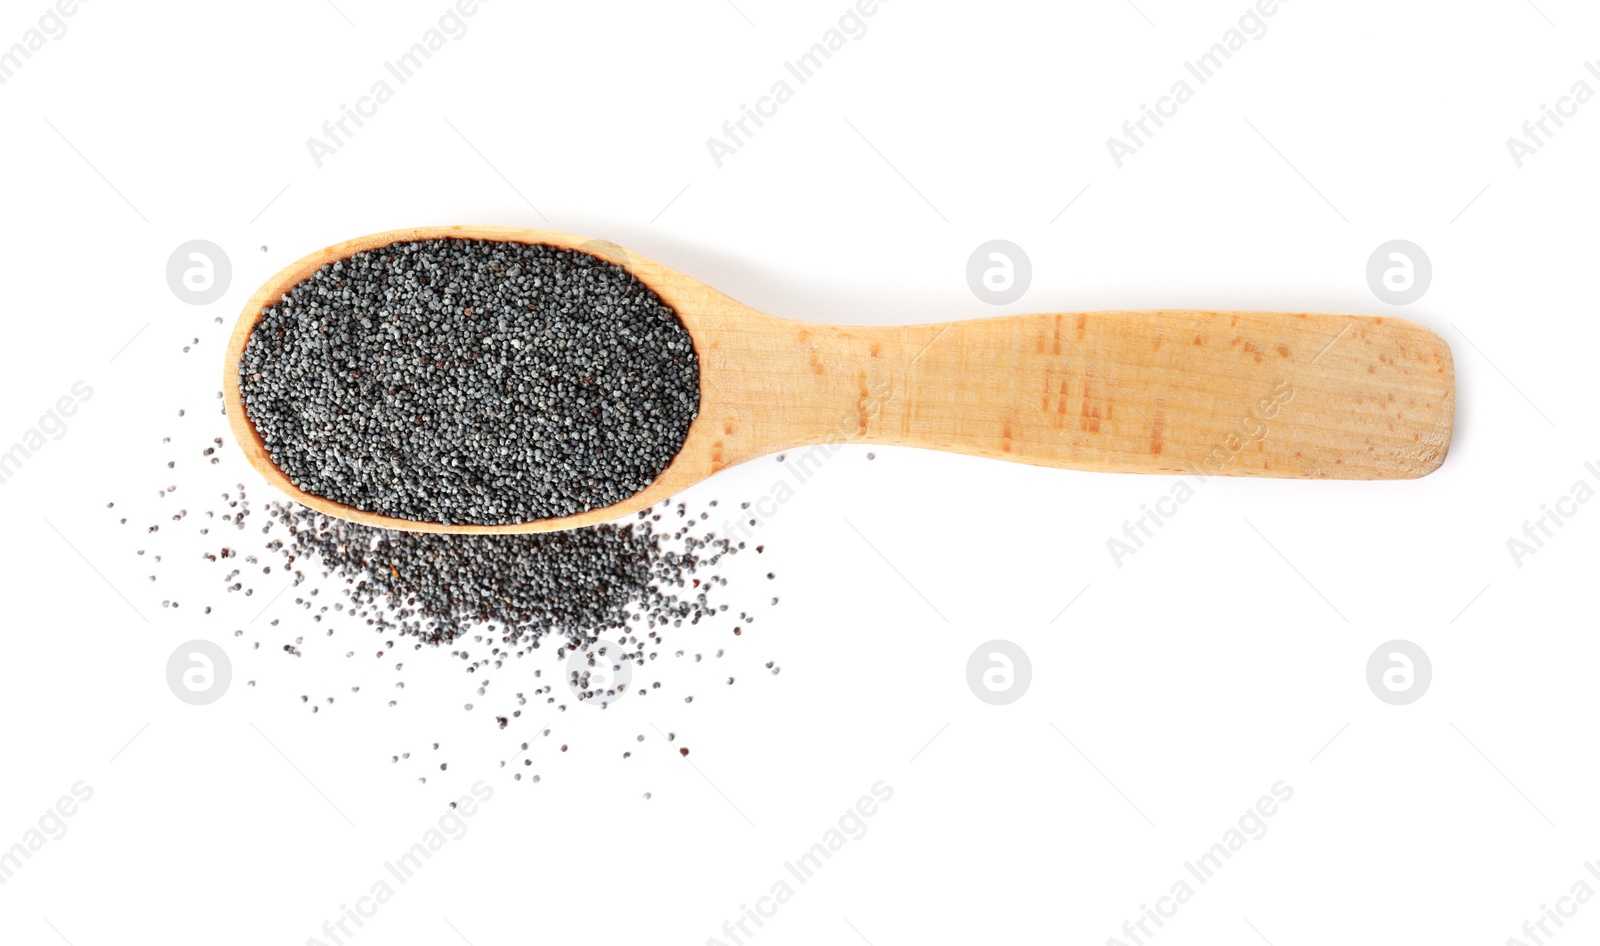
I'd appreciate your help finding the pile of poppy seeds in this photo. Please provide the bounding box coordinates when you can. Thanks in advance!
[119,471,775,783]
[238,238,699,525]
[110,240,785,789]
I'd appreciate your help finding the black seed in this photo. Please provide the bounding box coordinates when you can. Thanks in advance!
[238,239,700,525]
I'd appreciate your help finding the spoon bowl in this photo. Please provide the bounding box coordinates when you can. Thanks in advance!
[225,225,1455,534]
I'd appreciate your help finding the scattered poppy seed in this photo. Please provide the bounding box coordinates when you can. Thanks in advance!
[114,395,782,793]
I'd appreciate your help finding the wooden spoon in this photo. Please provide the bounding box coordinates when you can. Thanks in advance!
[224,225,1455,534]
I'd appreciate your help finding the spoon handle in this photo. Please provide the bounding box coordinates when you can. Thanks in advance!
[729,310,1452,480]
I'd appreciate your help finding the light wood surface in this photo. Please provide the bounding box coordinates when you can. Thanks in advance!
[224,226,1455,534]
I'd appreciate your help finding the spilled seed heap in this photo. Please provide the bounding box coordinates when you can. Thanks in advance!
[238,239,700,525]
[115,420,780,784]
[267,497,745,652]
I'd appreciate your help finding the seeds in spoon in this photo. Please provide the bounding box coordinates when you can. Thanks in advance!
[238,238,700,525]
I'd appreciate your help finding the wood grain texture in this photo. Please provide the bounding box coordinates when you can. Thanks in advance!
[224,226,1455,534]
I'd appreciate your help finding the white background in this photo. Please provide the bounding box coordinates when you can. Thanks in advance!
[1,1,1596,943]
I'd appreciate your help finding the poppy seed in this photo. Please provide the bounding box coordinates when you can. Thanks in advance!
[238,239,700,525]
